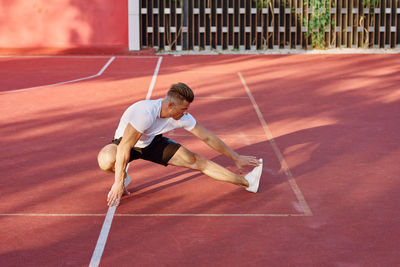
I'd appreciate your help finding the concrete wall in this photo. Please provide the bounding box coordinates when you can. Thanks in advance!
[0,0,128,53]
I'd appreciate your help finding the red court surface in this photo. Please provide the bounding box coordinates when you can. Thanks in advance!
[0,54,399,266]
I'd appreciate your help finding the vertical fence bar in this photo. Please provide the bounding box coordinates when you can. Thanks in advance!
[330,0,336,48]
[154,0,159,50]
[284,0,289,49]
[301,0,306,49]
[342,0,346,47]
[228,0,233,50]
[245,0,248,49]
[300,0,304,49]
[216,1,223,50]
[374,0,378,48]
[381,0,386,48]
[307,1,312,48]
[159,0,164,50]
[326,0,331,48]
[289,0,294,49]
[359,0,364,48]
[298,0,303,49]
[222,0,228,49]
[279,0,283,48]
[385,0,389,48]
[198,0,201,49]
[211,0,215,49]
[336,0,341,47]
[234,0,238,50]
[173,0,177,50]
[177,0,183,51]
[165,0,169,51]
[140,0,146,48]
[250,0,256,50]
[202,0,206,50]
[191,0,194,50]
[257,0,261,49]
[391,0,396,47]
[349,0,353,47]
[265,0,271,49]
[344,0,349,47]
[190,0,194,49]
[387,0,393,48]
[204,0,209,50]
[396,0,400,47]
[261,0,267,49]
[239,0,244,50]
[257,0,262,49]
[170,0,176,50]
[147,0,153,48]
[349,0,358,48]
[381,0,385,47]
[149,0,154,48]
[274,0,279,49]
[357,0,363,48]
[368,0,374,48]
[294,0,299,49]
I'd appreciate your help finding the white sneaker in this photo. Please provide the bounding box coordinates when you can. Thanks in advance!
[245,159,263,193]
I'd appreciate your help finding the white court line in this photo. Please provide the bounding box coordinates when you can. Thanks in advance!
[116,213,305,217]
[238,72,313,216]
[0,55,159,59]
[89,206,116,267]
[196,96,248,99]
[166,133,267,137]
[89,56,163,267]
[145,56,163,100]
[1,56,115,94]
[0,213,306,217]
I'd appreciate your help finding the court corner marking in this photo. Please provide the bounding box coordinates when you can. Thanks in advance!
[1,56,115,94]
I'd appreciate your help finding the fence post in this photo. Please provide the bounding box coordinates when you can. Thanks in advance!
[129,0,141,51]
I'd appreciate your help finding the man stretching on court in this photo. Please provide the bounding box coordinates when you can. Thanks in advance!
[98,83,263,206]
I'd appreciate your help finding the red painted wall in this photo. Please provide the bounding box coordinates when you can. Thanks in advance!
[0,0,128,53]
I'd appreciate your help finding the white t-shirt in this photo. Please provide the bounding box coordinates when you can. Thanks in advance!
[114,98,197,148]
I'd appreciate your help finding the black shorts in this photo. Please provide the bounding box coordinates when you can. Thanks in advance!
[110,135,181,166]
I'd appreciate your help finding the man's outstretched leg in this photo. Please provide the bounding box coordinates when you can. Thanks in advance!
[167,146,262,192]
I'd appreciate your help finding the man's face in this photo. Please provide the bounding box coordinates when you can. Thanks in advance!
[170,100,190,120]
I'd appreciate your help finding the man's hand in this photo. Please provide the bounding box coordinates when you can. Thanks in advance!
[234,155,260,174]
[107,182,124,206]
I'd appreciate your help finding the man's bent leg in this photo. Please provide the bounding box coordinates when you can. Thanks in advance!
[98,143,131,195]
[167,146,249,187]
[97,144,117,173]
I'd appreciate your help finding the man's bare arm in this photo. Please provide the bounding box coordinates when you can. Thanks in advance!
[107,123,141,206]
[189,122,259,171]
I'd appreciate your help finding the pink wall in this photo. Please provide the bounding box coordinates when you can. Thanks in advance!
[0,0,128,53]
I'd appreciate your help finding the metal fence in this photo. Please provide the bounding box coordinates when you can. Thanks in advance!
[140,0,400,51]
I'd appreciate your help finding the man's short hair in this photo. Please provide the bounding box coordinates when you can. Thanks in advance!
[167,82,194,103]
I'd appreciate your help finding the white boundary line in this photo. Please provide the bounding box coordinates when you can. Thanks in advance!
[238,72,313,216]
[1,56,115,94]
[0,55,159,59]
[88,56,163,267]
[196,96,249,99]
[145,57,163,100]
[0,213,306,217]
[88,206,116,267]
